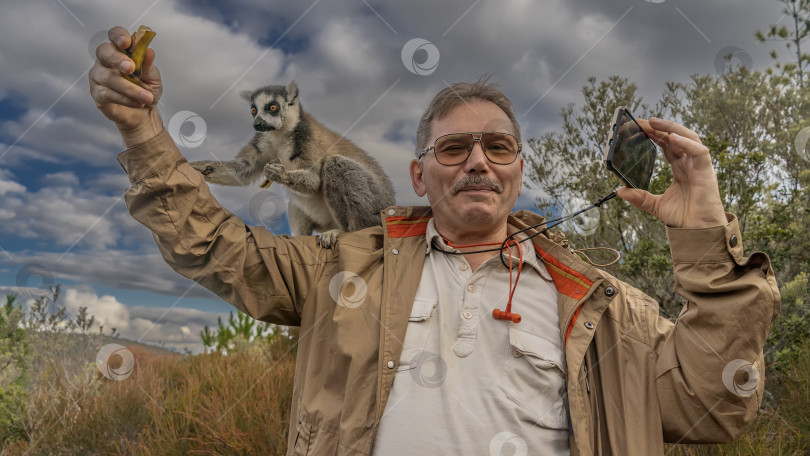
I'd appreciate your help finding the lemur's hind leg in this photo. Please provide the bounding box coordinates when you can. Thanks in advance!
[322,155,389,232]
[288,202,316,237]
[190,142,269,186]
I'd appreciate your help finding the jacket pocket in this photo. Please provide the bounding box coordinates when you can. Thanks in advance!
[502,328,568,429]
[397,298,438,371]
[292,419,312,456]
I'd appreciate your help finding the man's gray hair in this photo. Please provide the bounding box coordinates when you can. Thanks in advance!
[415,74,521,157]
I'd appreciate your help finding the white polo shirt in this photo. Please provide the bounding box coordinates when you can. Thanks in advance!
[372,219,570,455]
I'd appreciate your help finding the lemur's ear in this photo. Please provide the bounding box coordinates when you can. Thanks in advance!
[239,90,253,102]
[286,81,299,105]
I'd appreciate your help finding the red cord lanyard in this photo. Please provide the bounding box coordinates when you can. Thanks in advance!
[443,238,524,324]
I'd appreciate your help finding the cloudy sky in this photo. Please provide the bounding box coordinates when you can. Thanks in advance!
[0,0,784,352]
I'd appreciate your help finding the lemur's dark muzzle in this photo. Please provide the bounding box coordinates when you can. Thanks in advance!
[253,120,276,132]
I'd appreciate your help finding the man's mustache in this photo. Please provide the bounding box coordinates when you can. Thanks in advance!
[452,174,503,194]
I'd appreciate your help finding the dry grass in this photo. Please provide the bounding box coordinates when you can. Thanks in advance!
[2,339,295,456]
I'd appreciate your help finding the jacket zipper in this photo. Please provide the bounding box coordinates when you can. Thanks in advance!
[584,364,591,394]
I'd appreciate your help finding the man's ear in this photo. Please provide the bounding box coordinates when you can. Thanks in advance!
[239,90,252,102]
[410,159,427,197]
[518,157,524,196]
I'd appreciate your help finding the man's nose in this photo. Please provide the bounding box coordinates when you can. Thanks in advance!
[464,142,490,172]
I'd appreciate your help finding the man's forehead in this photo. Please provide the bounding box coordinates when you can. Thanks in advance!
[430,102,515,137]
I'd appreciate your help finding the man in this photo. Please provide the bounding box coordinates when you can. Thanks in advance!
[90,26,779,455]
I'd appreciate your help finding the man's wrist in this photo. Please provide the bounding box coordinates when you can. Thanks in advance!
[118,111,165,149]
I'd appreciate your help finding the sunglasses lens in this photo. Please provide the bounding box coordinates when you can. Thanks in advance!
[435,134,474,165]
[482,133,519,164]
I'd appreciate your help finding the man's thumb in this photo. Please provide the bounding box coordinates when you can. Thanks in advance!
[617,187,654,214]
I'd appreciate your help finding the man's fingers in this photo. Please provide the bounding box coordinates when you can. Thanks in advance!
[648,117,700,143]
[107,26,131,51]
[617,186,658,216]
[89,64,153,104]
[140,48,158,83]
[90,84,145,109]
[95,41,134,74]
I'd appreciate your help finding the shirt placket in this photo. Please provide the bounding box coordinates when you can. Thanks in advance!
[452,262,488,358]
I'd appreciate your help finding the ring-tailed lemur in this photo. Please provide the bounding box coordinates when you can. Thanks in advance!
[189,81,396,248]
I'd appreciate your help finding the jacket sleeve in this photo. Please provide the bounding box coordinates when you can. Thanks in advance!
[648,213,780,443]
[116,129,326,326]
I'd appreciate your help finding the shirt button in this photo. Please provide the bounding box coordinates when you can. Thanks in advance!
[387,209,396,216]
[462,310,473,320]
[512,349,521,357]
[387,360,395,369]
[391,248,399,255]
[459,264,468,271]
[466,284,476,293]
[729,234,739,248]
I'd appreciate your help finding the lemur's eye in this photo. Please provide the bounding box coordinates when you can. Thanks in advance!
[270,105,278,112]
[250,106,257,115]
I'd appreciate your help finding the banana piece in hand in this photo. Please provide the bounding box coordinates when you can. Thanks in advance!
[259,159,282,188]
[123,25,156,84]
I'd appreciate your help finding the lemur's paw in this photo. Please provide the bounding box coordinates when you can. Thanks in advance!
[318,230,340,249]
[190,160,216,177]
[263,162,288,184]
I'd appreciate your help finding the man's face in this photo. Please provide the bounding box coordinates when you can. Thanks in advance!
[410,101,524,233]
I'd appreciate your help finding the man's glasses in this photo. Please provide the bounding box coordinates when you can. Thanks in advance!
[418,132,522,166]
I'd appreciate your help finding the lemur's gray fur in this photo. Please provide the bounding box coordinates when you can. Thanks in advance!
[189,81,396,248]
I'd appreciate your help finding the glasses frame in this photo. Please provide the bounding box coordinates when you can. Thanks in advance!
[418,132,522,166]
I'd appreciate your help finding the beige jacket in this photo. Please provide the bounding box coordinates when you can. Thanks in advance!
[117,130,781,455]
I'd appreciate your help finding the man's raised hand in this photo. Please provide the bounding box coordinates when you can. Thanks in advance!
[89,26,164,147]
[617,117,728,229]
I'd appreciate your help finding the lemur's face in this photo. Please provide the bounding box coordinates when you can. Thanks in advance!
[242,82,299,132]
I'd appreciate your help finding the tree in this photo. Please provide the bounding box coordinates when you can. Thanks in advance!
[756,0,810,88]
[526,64,808,320]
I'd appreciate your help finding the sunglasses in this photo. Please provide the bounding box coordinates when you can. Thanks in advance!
[418,132,522,166]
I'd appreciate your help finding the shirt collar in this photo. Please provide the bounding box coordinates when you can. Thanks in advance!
[424,218,551,280]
